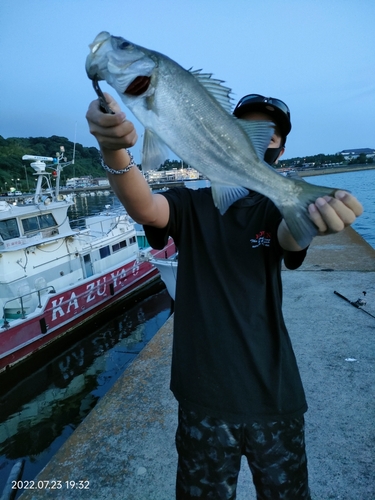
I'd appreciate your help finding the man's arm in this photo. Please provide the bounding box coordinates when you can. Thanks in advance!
[86,94,169,228]
[278,190,364,251]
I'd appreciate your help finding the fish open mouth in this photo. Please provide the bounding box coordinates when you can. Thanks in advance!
[124,76,151,96]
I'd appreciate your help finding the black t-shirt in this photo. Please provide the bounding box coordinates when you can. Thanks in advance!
[144,187,308,423]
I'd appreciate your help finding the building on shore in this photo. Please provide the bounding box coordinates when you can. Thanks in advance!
[65,176,110,189]
[339,148,375,160]
[144,167,201,184]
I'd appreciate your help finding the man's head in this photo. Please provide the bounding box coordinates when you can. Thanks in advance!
[233,94,291,165]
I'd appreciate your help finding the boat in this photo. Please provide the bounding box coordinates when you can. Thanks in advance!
[0,151,175,377]
[147,252,178,301]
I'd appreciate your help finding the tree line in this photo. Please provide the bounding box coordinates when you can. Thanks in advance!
[0,135,103,192]
[280,152,373,169]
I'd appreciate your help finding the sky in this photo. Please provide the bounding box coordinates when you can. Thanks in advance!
[1,0,375,163]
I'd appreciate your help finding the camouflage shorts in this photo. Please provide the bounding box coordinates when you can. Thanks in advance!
[175,406,311,500]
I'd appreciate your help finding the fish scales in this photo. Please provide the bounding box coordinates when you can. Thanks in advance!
[143,58,251,183]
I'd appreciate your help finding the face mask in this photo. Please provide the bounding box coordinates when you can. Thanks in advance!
[264,146,283,166]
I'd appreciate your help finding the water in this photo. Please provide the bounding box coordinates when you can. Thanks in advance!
[307,169,375,248]
[68,192,123,219]
[0,290,172,496]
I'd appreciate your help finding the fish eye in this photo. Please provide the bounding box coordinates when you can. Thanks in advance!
[112,36,131,50]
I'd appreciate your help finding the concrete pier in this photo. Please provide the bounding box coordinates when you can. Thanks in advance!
[20,227,375,500]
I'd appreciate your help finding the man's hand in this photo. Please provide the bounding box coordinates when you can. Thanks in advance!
[278,190,363,251]
[86,93,138,151]
[308,190,363,235]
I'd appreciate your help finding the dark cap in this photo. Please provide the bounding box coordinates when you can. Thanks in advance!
[233,94,292,142]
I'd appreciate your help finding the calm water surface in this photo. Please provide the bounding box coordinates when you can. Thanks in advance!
[0,289,172,495]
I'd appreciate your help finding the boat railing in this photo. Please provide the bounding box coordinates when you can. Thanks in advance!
[70,211,131,238]
[139,240,178,263]
[2,285,56,327]
[69,215,89,231]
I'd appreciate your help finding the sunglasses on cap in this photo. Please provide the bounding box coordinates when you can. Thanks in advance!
[233,94,290,118]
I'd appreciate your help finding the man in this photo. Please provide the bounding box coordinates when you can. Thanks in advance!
[86,93,362,499]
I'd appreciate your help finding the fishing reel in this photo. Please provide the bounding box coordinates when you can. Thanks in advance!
[352,291,367,308]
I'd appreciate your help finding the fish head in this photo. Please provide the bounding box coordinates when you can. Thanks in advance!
[86,31,156,99]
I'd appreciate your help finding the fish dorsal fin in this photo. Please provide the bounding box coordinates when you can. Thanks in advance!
[190,69,233,113]
[142,129,169,171]
[237,119,275,159]
[211,182,249,214]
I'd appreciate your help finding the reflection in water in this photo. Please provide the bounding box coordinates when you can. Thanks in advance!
[0,290,172,492]
[68,193,122,221]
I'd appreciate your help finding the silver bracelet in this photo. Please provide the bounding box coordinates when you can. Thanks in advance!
[100,149,136,175]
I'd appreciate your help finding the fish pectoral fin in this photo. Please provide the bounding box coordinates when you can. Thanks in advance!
[211,183,249,214]
[142,129,169,171]
[237,120,275,159]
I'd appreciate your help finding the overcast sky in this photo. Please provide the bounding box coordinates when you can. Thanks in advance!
[2,0,374,162]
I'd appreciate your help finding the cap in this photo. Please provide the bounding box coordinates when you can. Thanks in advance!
[233,94,292,141]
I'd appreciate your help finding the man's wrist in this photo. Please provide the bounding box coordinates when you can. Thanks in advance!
[100,148,135,174]
[101,149,137,175]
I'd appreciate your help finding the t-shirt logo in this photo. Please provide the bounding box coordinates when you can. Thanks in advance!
[250,230,271,248]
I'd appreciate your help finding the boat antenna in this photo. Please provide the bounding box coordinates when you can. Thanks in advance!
[72,122,77,174]
[22,155,54,204]
[22,148,75,204]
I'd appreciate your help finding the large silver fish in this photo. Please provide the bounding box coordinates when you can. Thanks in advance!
[86,31,338,248]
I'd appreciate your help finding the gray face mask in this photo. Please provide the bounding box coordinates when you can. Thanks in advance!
[264,146,283,165]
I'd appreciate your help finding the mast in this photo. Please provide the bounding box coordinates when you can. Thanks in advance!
[22,147,75,203]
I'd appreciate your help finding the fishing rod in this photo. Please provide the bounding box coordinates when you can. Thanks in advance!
[334,291,375,319]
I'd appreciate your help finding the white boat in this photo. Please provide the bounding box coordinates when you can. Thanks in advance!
[147,252,178,300]
[0,151,175,377]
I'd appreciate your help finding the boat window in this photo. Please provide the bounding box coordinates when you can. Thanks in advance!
[39,213,57,229]
[22,217,39,233]
[99,246,110,259]
[22,213,57,234]
[0,218,20,240]
[129,236,136,245]
[112,240,127,253]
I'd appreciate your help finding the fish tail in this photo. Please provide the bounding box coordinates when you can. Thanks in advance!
[280,179,339,248]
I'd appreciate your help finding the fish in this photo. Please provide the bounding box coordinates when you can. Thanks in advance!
[86,31,339,248]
